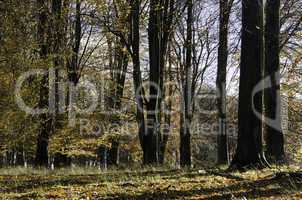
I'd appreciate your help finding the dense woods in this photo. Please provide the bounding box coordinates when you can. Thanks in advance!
[0,0,301,198]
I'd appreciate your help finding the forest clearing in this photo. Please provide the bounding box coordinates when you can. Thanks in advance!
[0,0,301,199]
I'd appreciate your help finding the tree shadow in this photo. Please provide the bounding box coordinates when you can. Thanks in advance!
[0,174,101,193]
[0,169,186,193]
[107,171,302,200]
[1,169,301,199]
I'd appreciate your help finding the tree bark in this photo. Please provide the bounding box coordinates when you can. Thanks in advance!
[159,46,173,164]
[145,0,175,165]
[264,0,285,163]
[230,0,269,169]
[107,140,119,166]
[216,0,233,165]
[145,0,161,165]
[180,0,193,167]
[130,0,147,165]
[51,0,72,168]
[106,38,128,166]
[98,145,107,169]
[180,116,191,167]
[35,0,52,167]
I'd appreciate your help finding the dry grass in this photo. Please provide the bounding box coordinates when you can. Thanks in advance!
[0,166,301,199]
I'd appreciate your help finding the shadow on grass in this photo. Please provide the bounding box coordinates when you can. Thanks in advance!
[1,169,301,199]
[0,175,99,193]
[105,172,302,200]
[0,169,187,193]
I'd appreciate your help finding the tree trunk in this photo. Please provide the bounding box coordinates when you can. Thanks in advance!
[264,0,285,163]
[230,0,269,169]
[156,0,175,165]
[107,141,119,166]
[145,0,175,165]
[55,0,80,167]
[145,0,161,165]
[159,47,173,164]
[180,0,193,167]
[180,115,191,167]
[51,0,72,168]
[216,0,232,165]
[106,38,128,166]
[98,146,107,169]
[35,0,52,167]
[53,152,71,168]
[15,147,25,166]
[67,0,81,85]
[130,0,148,165]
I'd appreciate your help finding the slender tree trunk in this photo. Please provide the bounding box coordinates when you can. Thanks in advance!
[180,0,193,167]
[107,40,128,166]
[180,115,191,167]
[264,0,285,163]
[230,0,269,169]
[130,0,147,165]
[35,0,52,167]
[15,147,25,166]
[67,0,81,85]
[159,46,173,164]
[98,145,107,169]
[156,0,175,165]
[216,0,232,165]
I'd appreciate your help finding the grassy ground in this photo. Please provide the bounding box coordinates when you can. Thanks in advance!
[0,166,301,199]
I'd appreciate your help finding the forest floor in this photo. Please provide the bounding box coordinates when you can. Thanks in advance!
[0,166,301,199]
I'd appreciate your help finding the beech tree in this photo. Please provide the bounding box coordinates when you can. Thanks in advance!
[230,0,269,169]
[264,0,285,163]
[216,0,234,165]
[145,0,176,165]
[35,0,52,167]
[179,0,193,167]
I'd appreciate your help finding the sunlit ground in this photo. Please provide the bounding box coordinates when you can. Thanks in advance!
[0,166,301,199]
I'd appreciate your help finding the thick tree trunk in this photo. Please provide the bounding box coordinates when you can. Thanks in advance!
[230,0,269,169]
[35,0,52,167]
[216,0,232,165]
[264,0,285,163]
[145,0,161,165]
[179,0,193,168]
